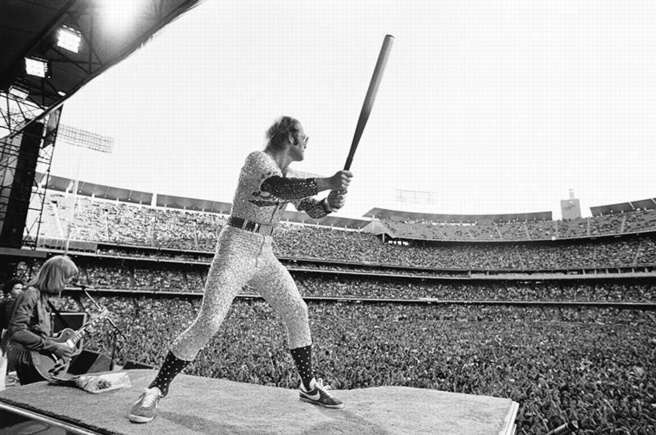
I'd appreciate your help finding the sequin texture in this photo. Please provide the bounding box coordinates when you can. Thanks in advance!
[170,150,322,361]
[229,151,328,225]
[262,176,318,200]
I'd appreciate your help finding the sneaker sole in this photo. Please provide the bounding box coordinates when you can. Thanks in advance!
[128,414,155,423]
[300,396,345,409]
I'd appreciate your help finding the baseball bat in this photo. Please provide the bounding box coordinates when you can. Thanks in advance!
[343,34,394,171]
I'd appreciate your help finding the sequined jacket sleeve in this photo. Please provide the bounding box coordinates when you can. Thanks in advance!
[230,151,332,224]
[282,167,332,219]
[262,176,331,219]
[295,197,331,219]
[261,176,318,200]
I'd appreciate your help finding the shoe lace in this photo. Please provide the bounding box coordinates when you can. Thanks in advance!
[314,378,334,397]
[139,389,160,408]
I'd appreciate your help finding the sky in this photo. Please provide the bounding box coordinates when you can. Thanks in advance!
[51,0,656,220]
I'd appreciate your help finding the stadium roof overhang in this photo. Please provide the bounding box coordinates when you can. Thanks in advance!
[364,207,553,223]
[41,172,375,229]
[590,197,656,216]
[0,0,202,138]
[280,211,372,230]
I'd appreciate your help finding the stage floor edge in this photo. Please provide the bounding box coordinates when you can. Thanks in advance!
[0,401,99,435]
[1,370,519,435]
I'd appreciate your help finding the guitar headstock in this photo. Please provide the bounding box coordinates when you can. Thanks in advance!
[85,307,110,327]
[97,307,110,319]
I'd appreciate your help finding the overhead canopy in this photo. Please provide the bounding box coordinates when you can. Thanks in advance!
[280,211,371,230]
[40,173,373,229]
[0,0,202,136]
[156,194,232,214]
[590,197,656,216]
[364,207,552,223]
[43,172,153,204]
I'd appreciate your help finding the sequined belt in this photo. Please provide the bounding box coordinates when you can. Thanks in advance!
[227,216,275,236]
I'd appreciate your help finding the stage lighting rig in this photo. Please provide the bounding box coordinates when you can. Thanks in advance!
[8,81,30,100]
[25,57,51,78]
[57,25,82,53]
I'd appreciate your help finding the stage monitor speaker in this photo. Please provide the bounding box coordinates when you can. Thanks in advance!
[68,350,112,375]
[51,312,87,333]
[0,121,44,248]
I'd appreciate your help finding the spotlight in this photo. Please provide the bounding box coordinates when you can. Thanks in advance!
[25,57,51,78]
[57,25,82,53]
[8,82,30,100]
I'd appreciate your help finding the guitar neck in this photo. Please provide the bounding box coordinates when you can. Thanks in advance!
[62,311,109,347]
[69,329,86,346]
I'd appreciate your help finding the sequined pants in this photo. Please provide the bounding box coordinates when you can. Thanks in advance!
[171,225,312,361]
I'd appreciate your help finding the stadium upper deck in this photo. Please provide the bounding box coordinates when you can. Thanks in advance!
[34,174,656,245]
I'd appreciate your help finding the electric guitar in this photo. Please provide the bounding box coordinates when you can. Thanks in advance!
[31,308,110,381]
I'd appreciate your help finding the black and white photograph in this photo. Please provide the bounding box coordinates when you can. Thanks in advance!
[0,1,654,434]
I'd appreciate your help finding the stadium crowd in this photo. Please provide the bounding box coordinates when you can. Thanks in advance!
[10,257,656,303]
[29,192,656,275]
[11,190,656,434]
[42,191,656,248]
[48,294,656,435]
[380,209,656,241]
[273,226,656,270]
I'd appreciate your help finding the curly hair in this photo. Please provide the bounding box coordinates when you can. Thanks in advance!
[2,278,23,295]
[265,116,301,151]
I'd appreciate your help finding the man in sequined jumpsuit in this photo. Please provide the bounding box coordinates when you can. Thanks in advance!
[129,116,353,423]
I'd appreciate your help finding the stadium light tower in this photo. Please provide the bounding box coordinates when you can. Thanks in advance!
[25,57,51,78]
[57,26,82,53]
[8,81,30,100]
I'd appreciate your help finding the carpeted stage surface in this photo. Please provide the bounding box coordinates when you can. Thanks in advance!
[0,370,518,434]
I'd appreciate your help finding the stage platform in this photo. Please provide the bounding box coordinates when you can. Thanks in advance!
[0,370,518,434]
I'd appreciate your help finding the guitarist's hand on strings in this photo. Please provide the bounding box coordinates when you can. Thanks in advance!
[51,341,74,359]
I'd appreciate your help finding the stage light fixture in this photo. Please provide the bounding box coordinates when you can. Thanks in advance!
[8,82,30,100]
[25,57,51,78]
[57,26,82,53]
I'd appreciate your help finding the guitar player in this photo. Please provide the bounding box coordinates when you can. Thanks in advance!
[6,255,79,385]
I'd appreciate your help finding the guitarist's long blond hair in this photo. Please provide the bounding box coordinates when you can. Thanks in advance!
[28,255,79,294]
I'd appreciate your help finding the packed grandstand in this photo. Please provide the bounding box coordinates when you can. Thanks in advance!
[10,175,656,434]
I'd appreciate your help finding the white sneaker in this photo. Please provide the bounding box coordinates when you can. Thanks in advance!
[299,378,344,409]
[128,387,162,423]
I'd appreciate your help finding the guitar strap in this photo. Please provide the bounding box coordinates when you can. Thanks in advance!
[47,300,72,330]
